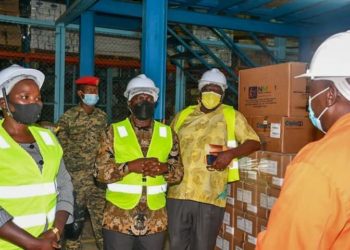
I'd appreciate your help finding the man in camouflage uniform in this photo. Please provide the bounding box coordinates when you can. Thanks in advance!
[57,76,107,249]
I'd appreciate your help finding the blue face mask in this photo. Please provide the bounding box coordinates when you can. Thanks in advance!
[308,87,329,133]
[82,94,99,106]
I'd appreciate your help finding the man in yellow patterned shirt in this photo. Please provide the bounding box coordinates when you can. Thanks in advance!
[167,68,260,250]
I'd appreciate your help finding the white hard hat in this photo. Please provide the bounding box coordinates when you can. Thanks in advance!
[0,64,45,98]
[198,68,227,91]
[124,74,159,102]
[296,31,350,79]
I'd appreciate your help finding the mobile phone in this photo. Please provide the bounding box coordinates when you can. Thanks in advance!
[206,154,217,166]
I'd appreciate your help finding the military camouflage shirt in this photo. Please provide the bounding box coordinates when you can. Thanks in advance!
[94,118,183,235]
[57,105,107,172]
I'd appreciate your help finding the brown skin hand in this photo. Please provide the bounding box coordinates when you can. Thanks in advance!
[308,79,350,132]
[212,140,261,171]
[199,84,224,113]
[0,221,59,250]
[127,93,168,176]
[77,84,98,115]
[0,79,42,143]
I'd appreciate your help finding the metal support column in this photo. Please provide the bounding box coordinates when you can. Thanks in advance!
[141,0,168,120]
[175,46,186,113]
[299,37,313,62]
[106,68,113,122]
[54,23,66,122]
[79,11,95,76]
[274,37,286,62]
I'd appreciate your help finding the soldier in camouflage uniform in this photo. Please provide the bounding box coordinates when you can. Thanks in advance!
[57,76,108,250]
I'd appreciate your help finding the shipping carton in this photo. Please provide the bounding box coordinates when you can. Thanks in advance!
[239,62,308,117]
[257,185,280,219]
[250,116,315,153]
[234,181,258,215]
[257,151,295,189]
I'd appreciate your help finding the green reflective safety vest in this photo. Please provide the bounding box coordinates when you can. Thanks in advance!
[106,118,173,211]
[174,105,240,182]
[0,119,62,250]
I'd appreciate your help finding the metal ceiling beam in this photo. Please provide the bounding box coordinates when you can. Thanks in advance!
[56,0,98,25]
[224,0,273,15]
[91,0,306,37]
[280,1,350,23]
[252,0,324,21]
[208,0,244,14]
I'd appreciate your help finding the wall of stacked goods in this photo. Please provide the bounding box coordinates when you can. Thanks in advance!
[215,62,323,250]
[0,0,179,123]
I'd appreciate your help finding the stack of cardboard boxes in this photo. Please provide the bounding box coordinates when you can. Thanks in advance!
[215,62,318,250]
[0,0,21,49]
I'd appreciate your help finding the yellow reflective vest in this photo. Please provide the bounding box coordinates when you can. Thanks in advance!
[106,118,173,210]
[0,120,62,250]
[174,104,239,182]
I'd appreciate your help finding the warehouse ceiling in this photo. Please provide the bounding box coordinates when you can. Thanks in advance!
[58,0,350,38]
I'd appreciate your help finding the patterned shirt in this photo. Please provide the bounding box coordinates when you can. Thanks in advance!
[94,118,183,235]
[168,104,260,207]
[57,105,107,172]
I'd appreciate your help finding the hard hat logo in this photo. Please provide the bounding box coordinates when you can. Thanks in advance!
[124,74,159,102]
[296,31,350,79]
[198,68,227,91]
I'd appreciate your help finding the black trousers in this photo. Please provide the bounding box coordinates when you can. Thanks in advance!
[103,229,165,250]
[167,199,225,250]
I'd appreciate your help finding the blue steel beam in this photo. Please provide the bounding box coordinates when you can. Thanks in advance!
[178,24,238,81]
[251,0,324,21]
[212,28,256,67]
[249,32,279,64]
[225,0,273,15]
[280,1,350,23]
[168,26,212,69]
[209,0,244,14]
[142,0,168,120]
[79,11,95,76]
[95,15,141,31]
[54,24,66,122]
[91,0,306,37]
[56,0,98,25]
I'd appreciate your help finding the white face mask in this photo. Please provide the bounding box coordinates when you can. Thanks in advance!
[308,87,329,133]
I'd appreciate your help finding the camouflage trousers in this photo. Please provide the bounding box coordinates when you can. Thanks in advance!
[65,169,105,250]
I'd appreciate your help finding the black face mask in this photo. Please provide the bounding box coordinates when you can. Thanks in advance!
[131,101,154,120]
[11,102,43,124]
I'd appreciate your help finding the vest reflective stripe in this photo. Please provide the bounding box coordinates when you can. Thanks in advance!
[107,118,172,210]
[107,183,167,195]
[107,183,142,194]
[13,206,56,229]
[174,105,240,182]
[147,184,168,195]
[0,182,56,199]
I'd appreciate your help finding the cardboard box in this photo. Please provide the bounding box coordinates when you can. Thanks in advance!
[239,62,308,117]
[257,217,268,233]
[257,186,280,219]
[250,116,315,153]
[257,151,295,189]
[234,210,258,236]
[234,181,258,215]
[0,24,22,48]
[0,0,19,16]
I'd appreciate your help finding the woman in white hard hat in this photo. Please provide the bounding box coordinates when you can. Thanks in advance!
[0,64,73,250]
